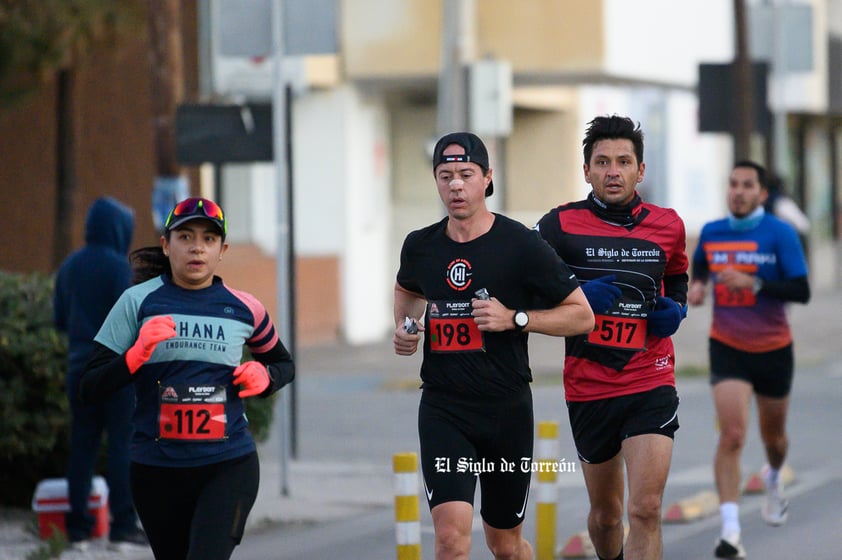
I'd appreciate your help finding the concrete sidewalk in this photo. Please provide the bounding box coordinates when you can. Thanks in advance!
[2,288,839,559]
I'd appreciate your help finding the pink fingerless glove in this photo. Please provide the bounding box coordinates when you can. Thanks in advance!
[233,361,270,398]
[125,316,177,374]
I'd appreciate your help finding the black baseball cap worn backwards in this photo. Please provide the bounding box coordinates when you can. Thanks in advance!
[432,131,494,196]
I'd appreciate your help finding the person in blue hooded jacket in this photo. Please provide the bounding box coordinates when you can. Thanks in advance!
[53,196,147,551]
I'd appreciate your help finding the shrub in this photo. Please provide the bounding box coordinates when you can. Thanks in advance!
[241,349,276,443]
[0,272,70,507]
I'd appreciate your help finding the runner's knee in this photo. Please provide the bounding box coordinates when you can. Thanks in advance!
[485,532,523,560]
[589,506,624,531]
[435,521,471,557]
[627,494,662,527]
[762,432,788,451]
[718,425,747,451]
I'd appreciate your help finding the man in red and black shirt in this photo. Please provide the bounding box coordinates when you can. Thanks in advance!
[536,115,689,560]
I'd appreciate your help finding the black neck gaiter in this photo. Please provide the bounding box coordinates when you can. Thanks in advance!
[587,191,644,228]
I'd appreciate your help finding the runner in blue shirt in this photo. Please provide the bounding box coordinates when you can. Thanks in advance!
[688,161,809,559]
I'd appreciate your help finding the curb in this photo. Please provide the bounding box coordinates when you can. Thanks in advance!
[558,530,594,558]
[661,465,797,525]
[559,525,628,558]
[662,490,719,523]
[742,464,796,494]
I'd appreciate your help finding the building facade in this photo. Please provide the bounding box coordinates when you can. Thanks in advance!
[2,0,839,346]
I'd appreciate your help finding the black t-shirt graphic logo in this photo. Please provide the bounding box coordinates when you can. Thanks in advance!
[445,258,473,291]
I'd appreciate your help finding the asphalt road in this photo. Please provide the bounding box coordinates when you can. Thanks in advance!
[233,353,842,560]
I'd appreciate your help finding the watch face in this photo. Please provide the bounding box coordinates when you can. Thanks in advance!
[515,311,528,327]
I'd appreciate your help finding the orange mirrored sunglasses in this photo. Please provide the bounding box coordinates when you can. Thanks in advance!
[164,198,226,234]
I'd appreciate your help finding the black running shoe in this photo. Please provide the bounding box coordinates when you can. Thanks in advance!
[108,527,150,552]
[714,532,746,558]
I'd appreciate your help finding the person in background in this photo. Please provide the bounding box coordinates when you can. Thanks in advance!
[688,160,810,559]
[763,173,810,237]
[764,172,811,259]
[535,115,689,560]
[394,132,594,560]
[79,197,295,560]
[53,196,148,551]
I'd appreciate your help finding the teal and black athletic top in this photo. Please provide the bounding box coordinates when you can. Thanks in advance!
[80,273,294,468]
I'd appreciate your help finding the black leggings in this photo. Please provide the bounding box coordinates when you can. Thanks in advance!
[130,452,259,560]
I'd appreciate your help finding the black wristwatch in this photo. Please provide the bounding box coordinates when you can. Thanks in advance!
[514,310,529,331]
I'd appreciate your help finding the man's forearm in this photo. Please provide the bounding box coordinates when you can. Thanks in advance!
[757,275,810,303]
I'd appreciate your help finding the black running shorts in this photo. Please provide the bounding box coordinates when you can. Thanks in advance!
[566,385,680,464]
[418,386,533,529]
[709,338,794,398]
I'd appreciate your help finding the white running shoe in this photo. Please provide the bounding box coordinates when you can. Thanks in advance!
[107,527,151,552]
[714,531,747,559]
[761,465,789,526]
[67,539,90,553]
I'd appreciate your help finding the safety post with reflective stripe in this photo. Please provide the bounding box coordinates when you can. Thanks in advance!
[393,452,421,560]
[535,421,559,560]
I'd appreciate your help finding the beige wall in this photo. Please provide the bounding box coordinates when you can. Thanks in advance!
[388,102,443,285]
[342,0,441,78]
[390,104,441,210]
[478,0,605,74]
[506,106,582,223]
[343,0,606,80]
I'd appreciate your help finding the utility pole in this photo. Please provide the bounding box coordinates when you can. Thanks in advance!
[770,1,790,177]
[148,0,188,227]
[53,68,76,269]
[436,0,475,136]
[271,0,293,496]
[148,0,183,177]
[733,0,754,162]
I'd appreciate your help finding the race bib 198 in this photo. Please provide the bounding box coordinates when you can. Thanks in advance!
[427,300,484,353]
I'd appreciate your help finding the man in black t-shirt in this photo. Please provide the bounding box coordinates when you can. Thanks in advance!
[393,131,594,560]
